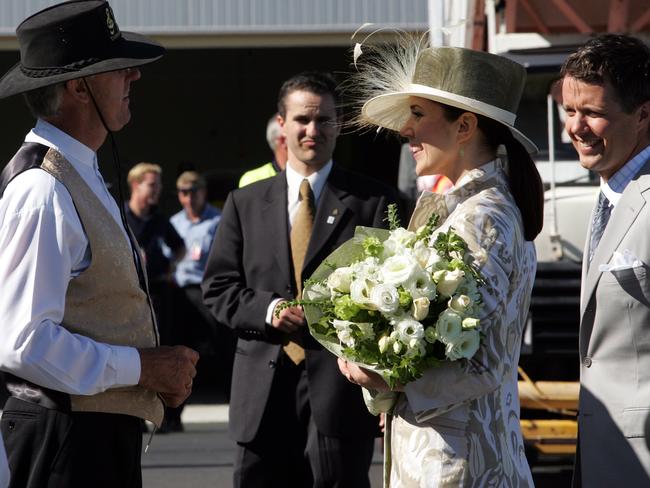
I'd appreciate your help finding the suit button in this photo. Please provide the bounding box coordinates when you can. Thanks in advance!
[268,360,277,369]
[583,356,592,368]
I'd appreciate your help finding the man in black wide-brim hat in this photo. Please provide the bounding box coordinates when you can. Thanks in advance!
[0,2,199,487]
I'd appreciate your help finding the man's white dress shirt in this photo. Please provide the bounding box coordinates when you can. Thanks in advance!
[0,119,140,394]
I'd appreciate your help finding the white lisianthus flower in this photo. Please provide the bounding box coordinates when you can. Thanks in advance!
[405,270,437,300]
[370,283,400,314]
[435,269,465,297]
[349,278,376,309]
[381,255,419,286]
[393,340,404,354]
[332,319,356,347]
[387,227,416,248]
[378,334,392,354]
[424,326,437,343]
[462,317,480,330]
[436,309,463,344]
[396,318,425,343]
[445,329,481,360]
[304,282,331,301]
[327,266,353,294]
[410,297,430,321]
[448,294,472,314]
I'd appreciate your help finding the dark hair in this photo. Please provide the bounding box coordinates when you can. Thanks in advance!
[277,71,340,118]
[561,34,650,113]
[441,105,544,241]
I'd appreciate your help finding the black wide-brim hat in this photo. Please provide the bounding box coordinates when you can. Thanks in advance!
[0,0,165,99]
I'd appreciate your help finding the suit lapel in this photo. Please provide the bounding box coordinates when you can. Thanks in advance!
[581,162,650,321]
[261,174,292,287]
[303,167,349,274]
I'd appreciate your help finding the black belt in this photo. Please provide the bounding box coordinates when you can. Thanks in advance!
[4,373,71,412]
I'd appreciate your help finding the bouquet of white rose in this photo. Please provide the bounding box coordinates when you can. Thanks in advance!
[282,205,485,389]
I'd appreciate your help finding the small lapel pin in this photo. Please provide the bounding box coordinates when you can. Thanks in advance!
[327,216,336,224]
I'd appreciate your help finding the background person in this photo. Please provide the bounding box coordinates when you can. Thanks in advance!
[339,44,544,486]
[126,162,185,346]
[239,113,289,187]
[202,71,401,488]
[560,34,650,487]
[0,2,198,487]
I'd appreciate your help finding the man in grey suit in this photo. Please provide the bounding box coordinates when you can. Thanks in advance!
[561,34,650,486]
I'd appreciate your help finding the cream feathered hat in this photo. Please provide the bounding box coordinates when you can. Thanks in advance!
[357,44,537,154]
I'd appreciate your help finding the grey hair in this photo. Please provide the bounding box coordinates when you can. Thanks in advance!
[23,82,65,118]
[266,113,282,151]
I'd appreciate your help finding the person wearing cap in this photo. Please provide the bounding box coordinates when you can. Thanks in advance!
[202,71,401,488]
[0,2,198,487]
[337,43,544,486]
[559,35,650,487]
[238,113,288,188]
[168,170,228,430]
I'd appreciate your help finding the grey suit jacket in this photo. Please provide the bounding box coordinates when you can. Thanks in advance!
[577,158,650,487]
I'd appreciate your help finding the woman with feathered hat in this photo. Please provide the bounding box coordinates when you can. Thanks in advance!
[338,40,543,486]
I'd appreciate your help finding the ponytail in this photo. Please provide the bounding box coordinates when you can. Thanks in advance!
[476,115,544,241]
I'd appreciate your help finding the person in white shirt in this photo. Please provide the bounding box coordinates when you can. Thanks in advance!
[0,2,198,487]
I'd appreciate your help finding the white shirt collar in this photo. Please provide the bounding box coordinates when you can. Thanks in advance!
[25,118,97,169]
[285,160,333,205]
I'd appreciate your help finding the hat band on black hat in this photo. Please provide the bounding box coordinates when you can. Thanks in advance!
[20,58,101,78]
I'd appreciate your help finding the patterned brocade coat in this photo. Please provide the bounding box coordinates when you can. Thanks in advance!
[370,160,535,487]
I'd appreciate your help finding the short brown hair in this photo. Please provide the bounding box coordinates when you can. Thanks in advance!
[127,162,161,185]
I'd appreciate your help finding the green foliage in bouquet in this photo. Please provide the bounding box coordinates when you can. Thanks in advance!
[277,205,485,389]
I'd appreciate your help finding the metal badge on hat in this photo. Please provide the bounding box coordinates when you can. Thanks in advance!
[105,5,120,40]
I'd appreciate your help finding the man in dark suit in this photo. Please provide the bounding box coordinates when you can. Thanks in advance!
[202,72,400,488]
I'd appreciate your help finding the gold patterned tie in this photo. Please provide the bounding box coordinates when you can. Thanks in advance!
[284,178,315,364]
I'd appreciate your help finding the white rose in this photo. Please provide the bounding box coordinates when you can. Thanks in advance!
[462,317,480,330]
[445,329,481,360]
[448,294,472,314]
[381,255,419,286]
[396,318,425,343]
[370,283,400,314]
[436,269,465,297]
[410,297,430,321]
[327,267,353,294]
[436,309,463,344]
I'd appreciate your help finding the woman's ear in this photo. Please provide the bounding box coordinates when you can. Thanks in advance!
[456,112,478,145]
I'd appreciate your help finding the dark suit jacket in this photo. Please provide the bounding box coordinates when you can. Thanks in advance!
[202,164,400,443]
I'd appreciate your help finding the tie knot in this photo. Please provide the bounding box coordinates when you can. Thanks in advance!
[597,191,610,210]
[299,179,313,202]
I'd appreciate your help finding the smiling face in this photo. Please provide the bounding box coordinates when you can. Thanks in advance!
[562,76,650,180]
[399,96,461,180]
[279,89,339,175]
[132,171,162,206]
[86,67,141,131]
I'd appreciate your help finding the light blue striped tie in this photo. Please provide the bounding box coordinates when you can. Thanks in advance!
[588,191,612,264]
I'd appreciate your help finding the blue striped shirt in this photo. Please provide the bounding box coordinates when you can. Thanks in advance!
[602,145,650,207]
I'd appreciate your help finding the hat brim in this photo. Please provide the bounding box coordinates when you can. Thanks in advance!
[362,87,538,154]
[0,31,164,99]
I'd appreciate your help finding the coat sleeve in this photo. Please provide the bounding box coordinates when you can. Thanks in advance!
[403,200,524,421]
[201,192,277,340]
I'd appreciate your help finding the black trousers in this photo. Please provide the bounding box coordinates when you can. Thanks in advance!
[234,359,375,488]
[1,397,143,488]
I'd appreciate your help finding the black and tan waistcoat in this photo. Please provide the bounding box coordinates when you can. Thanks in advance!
[0,142,164,426]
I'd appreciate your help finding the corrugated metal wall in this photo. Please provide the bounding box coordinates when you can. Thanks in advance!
[0,0,428,35]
